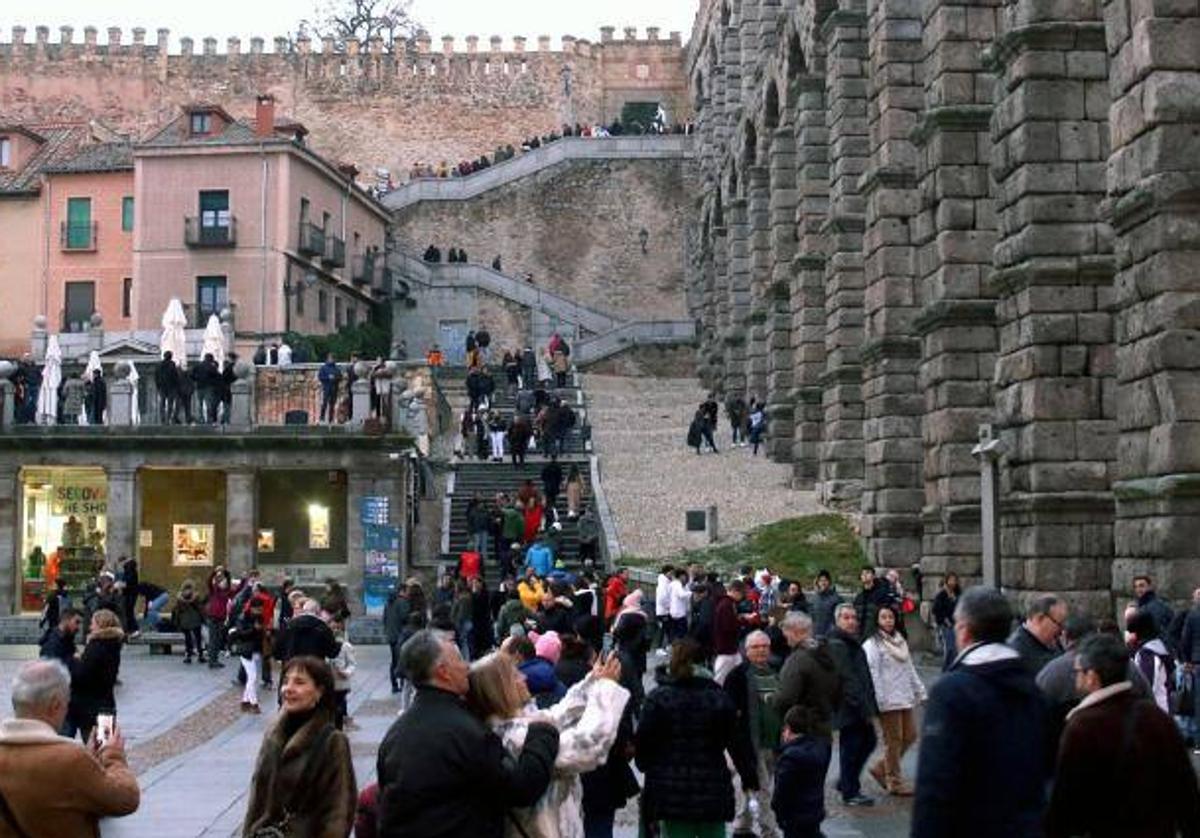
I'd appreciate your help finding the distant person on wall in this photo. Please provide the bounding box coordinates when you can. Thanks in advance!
[175,362,195,424]
[84,368,107,426]
[319,353,342,424]
[156,351,178,424]
[492,254,502,271]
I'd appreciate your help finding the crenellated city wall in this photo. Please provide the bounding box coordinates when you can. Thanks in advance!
[0,24,689,179]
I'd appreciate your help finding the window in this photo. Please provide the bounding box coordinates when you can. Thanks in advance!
[347,304,357,327]
[199,190,230,229]
[190,111,211,135]
[65,197,92,249]
[196,276,227,327]
[0,137,10,168]
[334,297,344,329]
[121,197,134,232]
[64,281,95,332]
[122,278,132,318]
[300,197,310,225]
[318,289,328,323]
[322,211,331,232]
[295,283,305,315]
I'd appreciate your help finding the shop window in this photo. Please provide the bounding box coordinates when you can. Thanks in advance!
[20,467,109,613]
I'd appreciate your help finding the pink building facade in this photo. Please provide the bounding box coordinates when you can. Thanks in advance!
[133,99,389,353]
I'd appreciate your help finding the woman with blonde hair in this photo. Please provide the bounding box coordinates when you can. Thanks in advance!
[68,608,124,741]
[468,651,629,838]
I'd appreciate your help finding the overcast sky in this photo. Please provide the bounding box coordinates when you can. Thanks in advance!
[9,0,700,49]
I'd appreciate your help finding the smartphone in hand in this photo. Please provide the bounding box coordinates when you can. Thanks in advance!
[95,712,115,747]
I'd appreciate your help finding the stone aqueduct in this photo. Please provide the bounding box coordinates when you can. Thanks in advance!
[682,0,1200,610]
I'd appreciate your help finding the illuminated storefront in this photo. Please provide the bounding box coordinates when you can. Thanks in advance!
[19,467,109,613]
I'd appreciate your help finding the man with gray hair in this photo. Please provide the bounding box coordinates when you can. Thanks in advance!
[1007,593,1068,677]
[724,630,781,837]
[0,660,139,834]
[376,629,560,837]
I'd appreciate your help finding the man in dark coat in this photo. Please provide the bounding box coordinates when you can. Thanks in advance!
[85,370,107,425]
[38,608,83,668]
[913,587,1050,838]
[1007,593,1067,677]
[770,610,842,739]
[852,567,897,641]
[155,352,178,423]
[1132,574,1176,648]
[826,603,879,806]
[1045,633,1200,838]
[377,630,559,837]
[541,459,563,511]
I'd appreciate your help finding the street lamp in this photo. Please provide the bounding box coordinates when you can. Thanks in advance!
[971,423,1008,591]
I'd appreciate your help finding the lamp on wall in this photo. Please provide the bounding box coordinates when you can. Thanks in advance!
[638,227,649,254]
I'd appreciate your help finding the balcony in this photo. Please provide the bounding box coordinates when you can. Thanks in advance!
[184,216,237,248]
[323,235,346,268]
[298,222,326,257]
[352,253,376,286]
[60,221,97,251]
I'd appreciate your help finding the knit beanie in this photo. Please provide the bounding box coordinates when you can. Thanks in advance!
[533,630,563,665]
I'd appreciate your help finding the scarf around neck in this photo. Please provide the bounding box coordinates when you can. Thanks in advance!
[876,629,910,663]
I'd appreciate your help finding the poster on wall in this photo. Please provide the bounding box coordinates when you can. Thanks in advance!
[308,504,330,550]
[173,524,215,566]
[362,521,400,616]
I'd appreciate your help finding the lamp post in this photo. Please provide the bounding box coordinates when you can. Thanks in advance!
[971,423,1007,590]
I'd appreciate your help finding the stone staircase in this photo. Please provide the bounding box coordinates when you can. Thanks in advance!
[382,135,694,211]
[435,370,597,588]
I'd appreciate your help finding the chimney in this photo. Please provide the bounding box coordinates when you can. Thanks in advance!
[255,94,276,138]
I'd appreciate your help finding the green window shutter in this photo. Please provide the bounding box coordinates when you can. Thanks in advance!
[67,198,92,248]
[122,197,134,232]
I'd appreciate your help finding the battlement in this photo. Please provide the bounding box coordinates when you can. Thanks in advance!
[0,25,684,62]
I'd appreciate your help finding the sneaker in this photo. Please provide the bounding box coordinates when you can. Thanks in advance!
[843,795,875,807]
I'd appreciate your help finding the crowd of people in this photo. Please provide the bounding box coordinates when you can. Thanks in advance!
[406,119,695,184]
[6,554,1200,837]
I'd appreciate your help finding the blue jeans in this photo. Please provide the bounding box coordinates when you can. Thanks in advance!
[940,624,957,671]
[837,720,877,800]
[144,592,169,631]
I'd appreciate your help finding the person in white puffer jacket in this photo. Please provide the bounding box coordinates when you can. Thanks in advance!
[467,650,630,838]
[862,605,926,796]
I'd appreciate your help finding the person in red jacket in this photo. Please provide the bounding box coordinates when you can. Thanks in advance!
[605,568,629,626]
[712,580,747,684]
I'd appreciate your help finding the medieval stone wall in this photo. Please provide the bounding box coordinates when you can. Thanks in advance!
[686,0,1200,612]
[0,25,689,181]
[391,157,697,322]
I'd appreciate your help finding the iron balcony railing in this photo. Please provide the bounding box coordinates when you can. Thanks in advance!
[324,235,346,268]
[60,221,97,251]
[298,222,326,257]
[184,216,237,247]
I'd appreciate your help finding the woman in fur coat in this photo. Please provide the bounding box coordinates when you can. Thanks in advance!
[467,651,629,838]
[243,656,357,837]
[69,608,124,741]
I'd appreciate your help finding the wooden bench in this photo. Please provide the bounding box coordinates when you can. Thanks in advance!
[131,631,187,655]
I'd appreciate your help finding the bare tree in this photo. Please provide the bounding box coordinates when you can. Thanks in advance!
[298,0,422,52]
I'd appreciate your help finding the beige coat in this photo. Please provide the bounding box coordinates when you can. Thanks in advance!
[0,718,139,837]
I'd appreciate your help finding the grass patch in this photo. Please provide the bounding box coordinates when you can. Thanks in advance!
[624,514,866,587]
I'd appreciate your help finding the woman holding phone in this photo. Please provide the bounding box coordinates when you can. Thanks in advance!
[69,607,124,741]
[243,656,357,837]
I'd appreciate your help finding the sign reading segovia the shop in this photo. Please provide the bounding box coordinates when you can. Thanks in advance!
[51,481,108,517]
